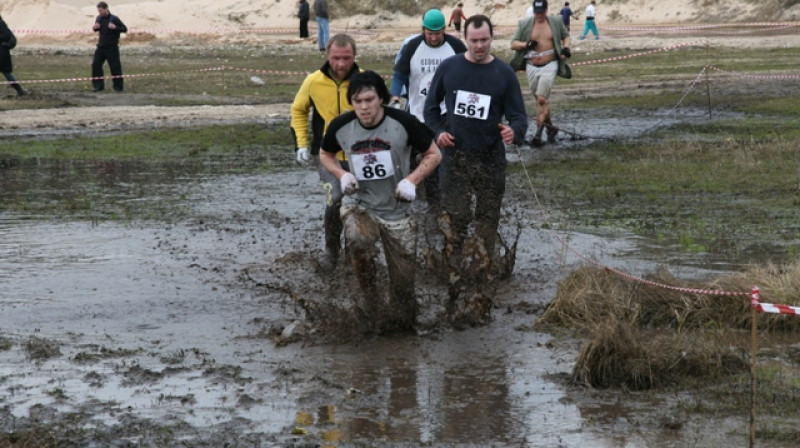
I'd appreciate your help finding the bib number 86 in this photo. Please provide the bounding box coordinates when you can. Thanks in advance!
[362,164,386,179]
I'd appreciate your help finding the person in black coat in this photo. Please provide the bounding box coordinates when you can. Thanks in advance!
[298,0,310,38]
[91,1,127,92]
[0,14,26,96]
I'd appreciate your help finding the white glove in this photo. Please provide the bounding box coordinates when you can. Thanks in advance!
[395,179,416,202]
[340,172,359,195]
[296,147,311,167]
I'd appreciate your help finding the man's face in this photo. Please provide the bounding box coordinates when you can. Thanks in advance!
[465,22,492,63]
[534,10,547,20]
[423,28,445,47]
[327,43,356,81]
[351,87,384,128]
[97,6,110,17]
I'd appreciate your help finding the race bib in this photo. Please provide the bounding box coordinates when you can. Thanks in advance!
[350,151,395,181]
[454,90,491,120]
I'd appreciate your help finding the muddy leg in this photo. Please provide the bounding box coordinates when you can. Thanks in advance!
[381,215,418,333]
[341,204,382,330]
[317,157,345,272]
[351,248,379,320]
[321,202,342,269]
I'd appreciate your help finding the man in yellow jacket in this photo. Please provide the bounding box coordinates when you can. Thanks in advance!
[290,34,361,272]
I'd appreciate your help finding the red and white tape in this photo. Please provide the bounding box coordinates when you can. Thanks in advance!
[750,286,800,316]
[11,26,374,36]
[606,22,800,32]
[2,66,227,86]
[572,41,701,67]
[706,65,800,80]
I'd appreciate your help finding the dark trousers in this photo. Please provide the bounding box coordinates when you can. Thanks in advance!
[299,19,309,38]
[91,45,123,92]
[3,72,24,94]
[439,148,506,251]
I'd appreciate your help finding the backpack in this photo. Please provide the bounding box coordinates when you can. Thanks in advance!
[2,28,16,49]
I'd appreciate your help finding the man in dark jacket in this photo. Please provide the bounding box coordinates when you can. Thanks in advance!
[298,0,310,38]
[0,14,26,96]
[91,1,127,92]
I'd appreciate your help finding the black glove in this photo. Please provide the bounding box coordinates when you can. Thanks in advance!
[525,40,538,51]
[561,47,571,58]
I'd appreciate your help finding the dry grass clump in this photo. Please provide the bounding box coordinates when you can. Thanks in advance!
[572,316,747,389]
[539,262,800,389]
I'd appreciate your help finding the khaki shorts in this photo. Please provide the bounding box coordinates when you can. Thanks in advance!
[525,59,558,99]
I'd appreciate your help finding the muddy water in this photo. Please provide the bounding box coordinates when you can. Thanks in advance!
[0,156,751,446]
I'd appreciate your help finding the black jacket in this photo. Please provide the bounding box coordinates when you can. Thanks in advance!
[0,17,13,73]
[298,1,310,20]
[95,12,127,48]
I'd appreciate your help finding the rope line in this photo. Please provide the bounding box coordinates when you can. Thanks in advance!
[513,65,754,298]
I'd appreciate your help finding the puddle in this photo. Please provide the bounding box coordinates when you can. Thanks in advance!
[0,152,779,446]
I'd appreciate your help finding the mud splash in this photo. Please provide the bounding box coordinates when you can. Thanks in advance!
[0,150,763,446]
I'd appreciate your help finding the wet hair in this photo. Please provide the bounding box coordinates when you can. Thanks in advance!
[464,14,493,38]
[346,70,389,106]
[97,1,108,8]
[326,34,357,55]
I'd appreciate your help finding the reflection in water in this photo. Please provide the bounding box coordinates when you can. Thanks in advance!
[3,153,761,447]
[300,337,547,446]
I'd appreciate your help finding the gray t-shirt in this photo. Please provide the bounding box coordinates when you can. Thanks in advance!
[322,107,434,220]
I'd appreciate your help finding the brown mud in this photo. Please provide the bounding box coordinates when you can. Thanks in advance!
[1,32,797,446]
[0,134,763,448]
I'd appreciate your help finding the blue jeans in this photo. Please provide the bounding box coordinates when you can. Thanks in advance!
[316,17,330,50]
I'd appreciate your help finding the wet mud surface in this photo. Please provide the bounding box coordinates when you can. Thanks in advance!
[0,134,762,447]
[0,38,782,443]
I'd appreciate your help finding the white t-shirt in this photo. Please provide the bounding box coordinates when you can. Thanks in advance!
[585,4,596,18]
[407,42,459,121]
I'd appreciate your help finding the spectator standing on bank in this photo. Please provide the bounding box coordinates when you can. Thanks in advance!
[298,0,310,38]
[510,0,571,145]
[423,15,527,279]
[391,8,466,209]
[91,1,127,92]
[320,71,441,333]
[559,2,574,31]
[580,0,600,40]
[448,3,467,32]
[290,34,361,272]
[0,14,26,97]
[314,0,330,51]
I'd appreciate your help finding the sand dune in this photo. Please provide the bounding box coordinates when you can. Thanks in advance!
[1,0,796,39]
